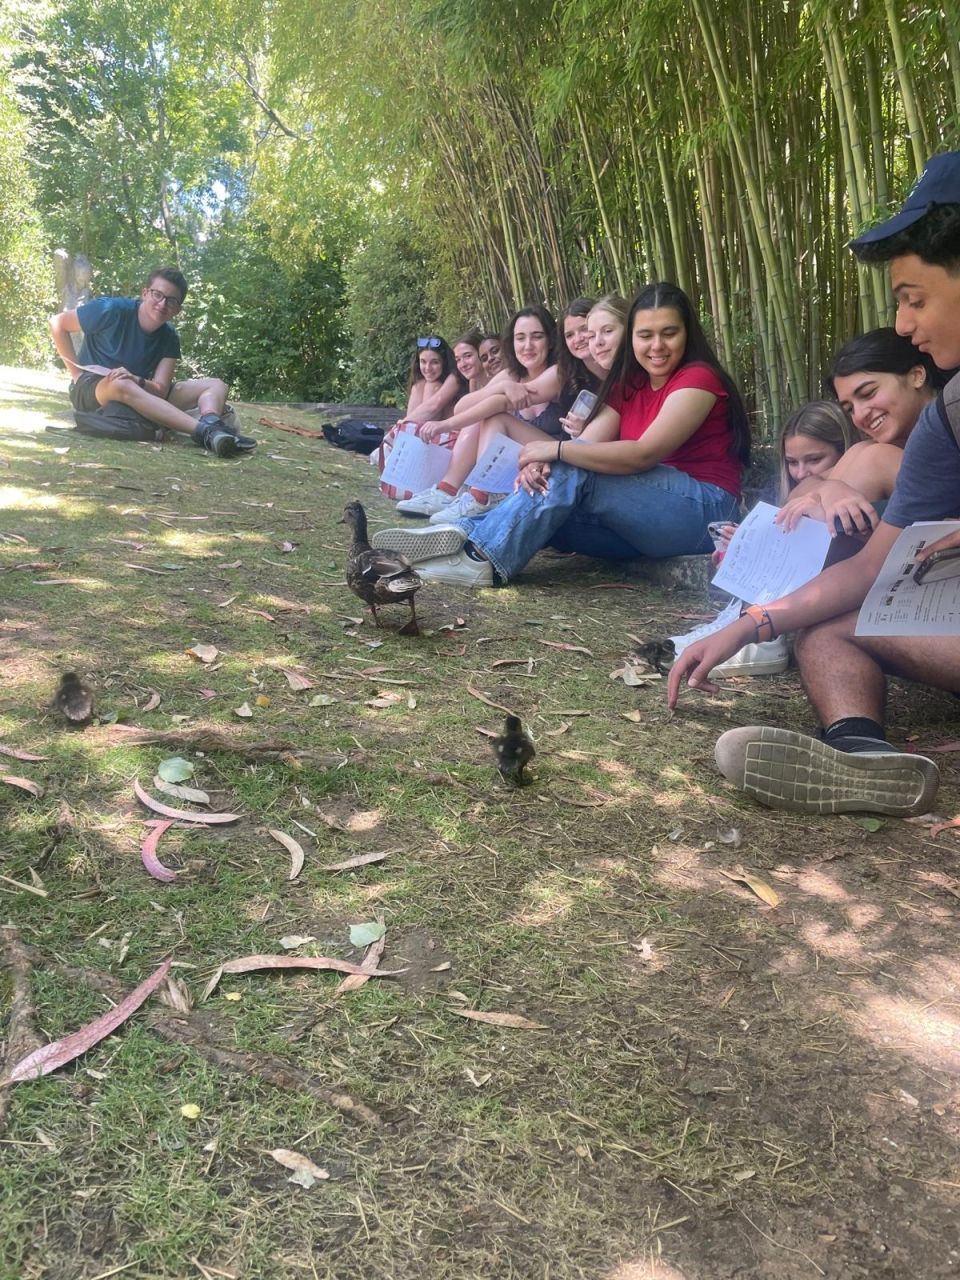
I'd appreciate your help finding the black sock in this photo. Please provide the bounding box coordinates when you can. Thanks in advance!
[463,541,487,563]
[824,717,888,748]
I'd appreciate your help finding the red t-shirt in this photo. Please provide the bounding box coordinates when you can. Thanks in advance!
[606,362,741,498]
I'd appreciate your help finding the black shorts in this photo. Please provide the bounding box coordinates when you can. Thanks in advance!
[69,372,104,414]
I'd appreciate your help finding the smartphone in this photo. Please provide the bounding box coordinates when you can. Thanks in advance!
[912,546,960,585]
[569,389,597,419]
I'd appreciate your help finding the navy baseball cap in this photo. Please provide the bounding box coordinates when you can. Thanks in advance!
[850,152,960,248]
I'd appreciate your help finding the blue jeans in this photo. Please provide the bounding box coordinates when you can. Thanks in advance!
[458,462,739,582]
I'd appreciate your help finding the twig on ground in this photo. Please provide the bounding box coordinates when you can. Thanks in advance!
[0,927,43,1131]
[93,724,359,766]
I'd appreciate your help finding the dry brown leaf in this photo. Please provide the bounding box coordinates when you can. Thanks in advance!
[186,644,219,664]
[465,684,513,715]
[337,928,386,996]
[234,702,254,718]
[153,777,211,805]
[930,815,960,838]
[142,692,161,712]
[543,722,570,737]
[366,692,401,709]
[221,953,402,978]
[491,659,530,669]
[718,868,781,908]
[0,745,49,762]
[134,779,241,824]
[452,1009,547,1031]
[621,709,643,722]
[319,851,390,872]
[538,640,594,656]
[268,829,306,880]
[1,776,43,798]
[278,667,315,691]
[255,694,271,707]
[270,1148,329,1186]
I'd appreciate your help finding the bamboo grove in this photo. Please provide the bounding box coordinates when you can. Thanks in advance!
[269,0,960,425]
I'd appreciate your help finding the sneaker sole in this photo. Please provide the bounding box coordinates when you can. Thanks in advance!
[371,526,466,562]
[710,657,789,678]
[715,725,939,817]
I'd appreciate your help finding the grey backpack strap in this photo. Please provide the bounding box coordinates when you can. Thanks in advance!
[938,371,960,447]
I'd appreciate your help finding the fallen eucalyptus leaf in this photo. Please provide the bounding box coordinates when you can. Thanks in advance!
[319,851,390,872]
[141,820,177,883]
[337,927,386,996]
[452,1009,547,1031]
[220,953,402,979]
[279,934,316,950]
[154,777,211,805]
[185,644,218,664]
[349,921,386,948]
[308,694,338,707]
[0,776,43,798]
[268,829,306,880]
[718,868,781,908]
[157,756,195,783]
[278,667,315,691]
[0,745,49,762]
[234,702,254,718]
[134,779,241,824]
[1,958,172,1086]
[142,692,161,712]
[270,1148,329,1188]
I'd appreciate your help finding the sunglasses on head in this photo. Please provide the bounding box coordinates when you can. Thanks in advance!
[417,336,442,349]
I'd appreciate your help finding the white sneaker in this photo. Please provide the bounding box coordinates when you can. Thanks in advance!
[396,486,456,516]
[428,490,505,523]
[710,635,789,678]
[371,525,467,562]
[416,550,494,587]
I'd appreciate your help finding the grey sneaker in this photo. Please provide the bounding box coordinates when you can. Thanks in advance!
[371,525,466,563]
[714,725,939,817]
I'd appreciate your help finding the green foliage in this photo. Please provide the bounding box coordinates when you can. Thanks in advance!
[343,217,437,405]
[0,63,54,364]
[176,222,347,401]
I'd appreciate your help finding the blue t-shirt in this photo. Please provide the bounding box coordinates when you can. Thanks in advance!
[75,297,181,380]
[883,390,960,527]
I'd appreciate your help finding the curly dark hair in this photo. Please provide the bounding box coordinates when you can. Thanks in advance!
[828,327,951,392]
[852,204,960,270]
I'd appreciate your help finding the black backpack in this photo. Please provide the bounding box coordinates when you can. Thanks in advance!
[72,402,162,443]
[321,419,384,455]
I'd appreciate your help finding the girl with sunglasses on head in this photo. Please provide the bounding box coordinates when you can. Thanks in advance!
[377,335,467,500]
[375,282,749,586]
[398,300,607,521]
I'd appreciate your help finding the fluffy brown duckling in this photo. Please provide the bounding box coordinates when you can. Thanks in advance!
[492,714,535,786]
[341,500,422,634]
[53,672,95,724]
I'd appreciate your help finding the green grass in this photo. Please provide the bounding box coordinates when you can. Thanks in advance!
[1,366,958,1280]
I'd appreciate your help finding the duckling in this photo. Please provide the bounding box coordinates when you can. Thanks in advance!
[634,639,675,675]
[53,672,94,724]
[341,500,422,634]
[492,714,535,786]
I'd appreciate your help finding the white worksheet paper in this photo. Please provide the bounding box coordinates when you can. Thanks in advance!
[379,427,452,492]
[856,520,960,636]
[465,435,523,493]
[710,501,831,604]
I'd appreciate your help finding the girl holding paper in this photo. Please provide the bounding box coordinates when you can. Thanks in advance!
[374,282,749,586]
[377,336,466,501]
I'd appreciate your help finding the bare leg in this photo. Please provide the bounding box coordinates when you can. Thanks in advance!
[796,611,960,727]
[439,424,482,491]
[96,376,199,437]
[168,377,229,417]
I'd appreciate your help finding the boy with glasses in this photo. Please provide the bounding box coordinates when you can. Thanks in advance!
[49,266,256,457]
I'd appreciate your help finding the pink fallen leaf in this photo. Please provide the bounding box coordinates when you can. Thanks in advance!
[1,776,44,798]
[538,640,594,656]
[930,816,960,838]
[1,958,172,1086]
[278,667,315,692]
[491,659,530,669]
[142,692,161,712]
[134,779,241,824]
[220,954,403,979]
[185,644,219,664]
[141,820,178,882]
[319,851,390,872]
[366,692,401,709]
[923,740,960,754]
[198,688,217,700]
[337,927,386,996]
[268,829,306,880]
[279,541,296,554]
[0,745,49,762]
[248,609,276,621]
[452,1009,547,1031]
